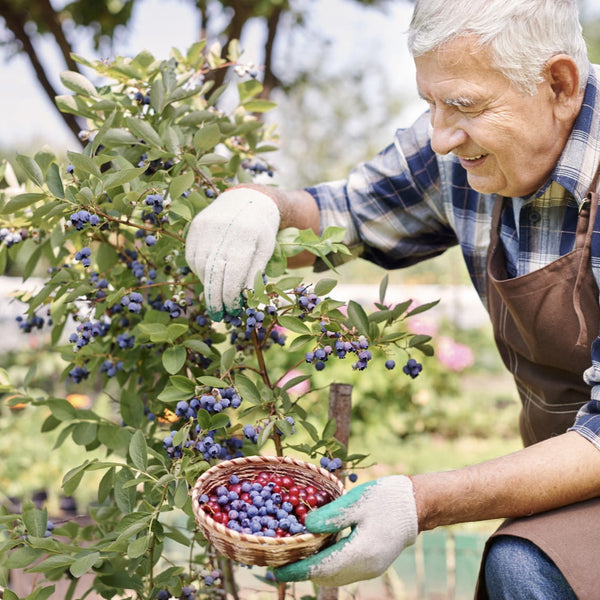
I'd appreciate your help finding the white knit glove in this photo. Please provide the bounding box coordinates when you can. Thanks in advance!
[274,475,418,587]
[185,188,280,320]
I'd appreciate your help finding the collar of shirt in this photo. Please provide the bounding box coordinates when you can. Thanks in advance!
[545,62,600,206]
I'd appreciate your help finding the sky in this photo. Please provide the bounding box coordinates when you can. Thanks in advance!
[0,0,420,152]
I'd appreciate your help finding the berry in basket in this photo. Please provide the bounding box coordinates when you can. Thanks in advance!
[198,470,333,537]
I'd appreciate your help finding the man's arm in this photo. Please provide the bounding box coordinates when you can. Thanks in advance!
[413,431,600,531]
[235,183,320,268]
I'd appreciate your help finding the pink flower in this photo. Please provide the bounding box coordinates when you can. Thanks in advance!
[436,336,474,372]
[277,368,310,395]
[408,316,438,337]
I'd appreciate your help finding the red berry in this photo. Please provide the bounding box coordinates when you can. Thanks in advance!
[305,495,318,507]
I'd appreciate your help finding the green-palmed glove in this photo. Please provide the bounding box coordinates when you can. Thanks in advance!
[185,188,280,321]
[274,475,418,587]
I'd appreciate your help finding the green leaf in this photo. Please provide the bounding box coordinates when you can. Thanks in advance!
[379,274,389,305]
[23,505,48,538]
[46,163,64,198]
[46,397,77,421]
[238,79,262,102]
[4,545,43,569]
[1,192,47,214]
[174,479,189,508]
[67,150,102,178]
[242,99,277,112]
[162,346,187,374]
[169,375,196,393]
[98,467,115,503]
[277,315,310,334]
[193,123,221,153]
[72,422,98,446]
[125,116,163,148]
[167,323,189,341]
[129,429,148,471]
[288,334,313,352]
[280,374,311,392]
[220,345,237,373]
[347,300,370,335]
[233,373,261,405]
[314,278,337,296]
[197,375,227,388]
[301,420,320,443]
[101,128,139,147]
[128,535,148,559]
[169,171,194,201]
[60,71,99,98]
[322,418,338,440]
[406,299,440,317]
[103,165,147,191]
[69,551,100,578]
[114,468,136,513]
[16,155,44,188]
[210,412,230,430]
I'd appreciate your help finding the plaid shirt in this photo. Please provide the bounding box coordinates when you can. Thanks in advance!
[307,63,600,448]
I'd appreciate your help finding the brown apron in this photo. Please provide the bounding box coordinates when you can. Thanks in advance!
[475,184,600,599]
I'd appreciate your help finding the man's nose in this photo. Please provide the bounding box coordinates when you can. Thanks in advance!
[430,109,467,155]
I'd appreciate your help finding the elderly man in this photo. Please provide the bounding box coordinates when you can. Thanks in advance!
[185,0,600,597]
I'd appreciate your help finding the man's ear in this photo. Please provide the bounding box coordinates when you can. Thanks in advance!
[545,54,582,120]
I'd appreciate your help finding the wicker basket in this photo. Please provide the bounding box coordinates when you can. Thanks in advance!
[191,455,345,567]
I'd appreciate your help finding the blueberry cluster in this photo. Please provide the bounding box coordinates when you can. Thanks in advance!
[117,332,135,349]
[74,247,92,267]
[133,91,151,105]
[294,285,321,312]
[241,158,273,177]
[16,313,46,333]
[403,358,423,379]
[89,272,109,300]
[68,364,90,383]
[69,319,110,350]
[144,193,164,214]
[319,456,343,472]
[163,429,244,462]
[156,583,203,600]
[0,227,23,247]
[101,359,124,378]
[224,306,286,350]
[162,298,187,319]
[242,423,262,443]
[176,387,242,419]
[121,292,144,314]
[69,210,100,230]
[305,334,372,371]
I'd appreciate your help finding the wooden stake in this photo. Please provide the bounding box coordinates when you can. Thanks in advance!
[317,383,353,600]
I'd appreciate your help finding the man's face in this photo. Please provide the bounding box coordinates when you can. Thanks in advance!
[415,36,569,197]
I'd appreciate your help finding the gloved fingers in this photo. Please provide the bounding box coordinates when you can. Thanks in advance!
[184,215,208,278]
[202,254,227,322]
[303,482,373,534]
[274,529,355,583]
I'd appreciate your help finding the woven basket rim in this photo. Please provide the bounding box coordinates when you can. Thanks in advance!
[191,455,345,547]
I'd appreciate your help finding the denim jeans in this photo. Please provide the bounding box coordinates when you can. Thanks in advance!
[484,535,577,599]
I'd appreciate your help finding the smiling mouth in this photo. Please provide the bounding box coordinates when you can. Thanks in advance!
[459,154,487,168]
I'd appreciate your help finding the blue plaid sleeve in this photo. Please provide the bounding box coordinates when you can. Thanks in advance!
[570,336,600,449]
[305,111,459,271]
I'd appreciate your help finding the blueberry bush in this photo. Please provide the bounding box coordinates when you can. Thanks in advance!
[0,41,434,600]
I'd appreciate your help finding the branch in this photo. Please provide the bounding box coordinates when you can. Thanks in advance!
[35,0,81,73]
[0,0,83,143]
[260,5,284,99]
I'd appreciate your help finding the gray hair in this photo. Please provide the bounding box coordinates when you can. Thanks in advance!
[408,0,589,94]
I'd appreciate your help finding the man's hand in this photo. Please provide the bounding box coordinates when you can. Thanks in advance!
[274,475,418,587]
[185,188,280,320]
